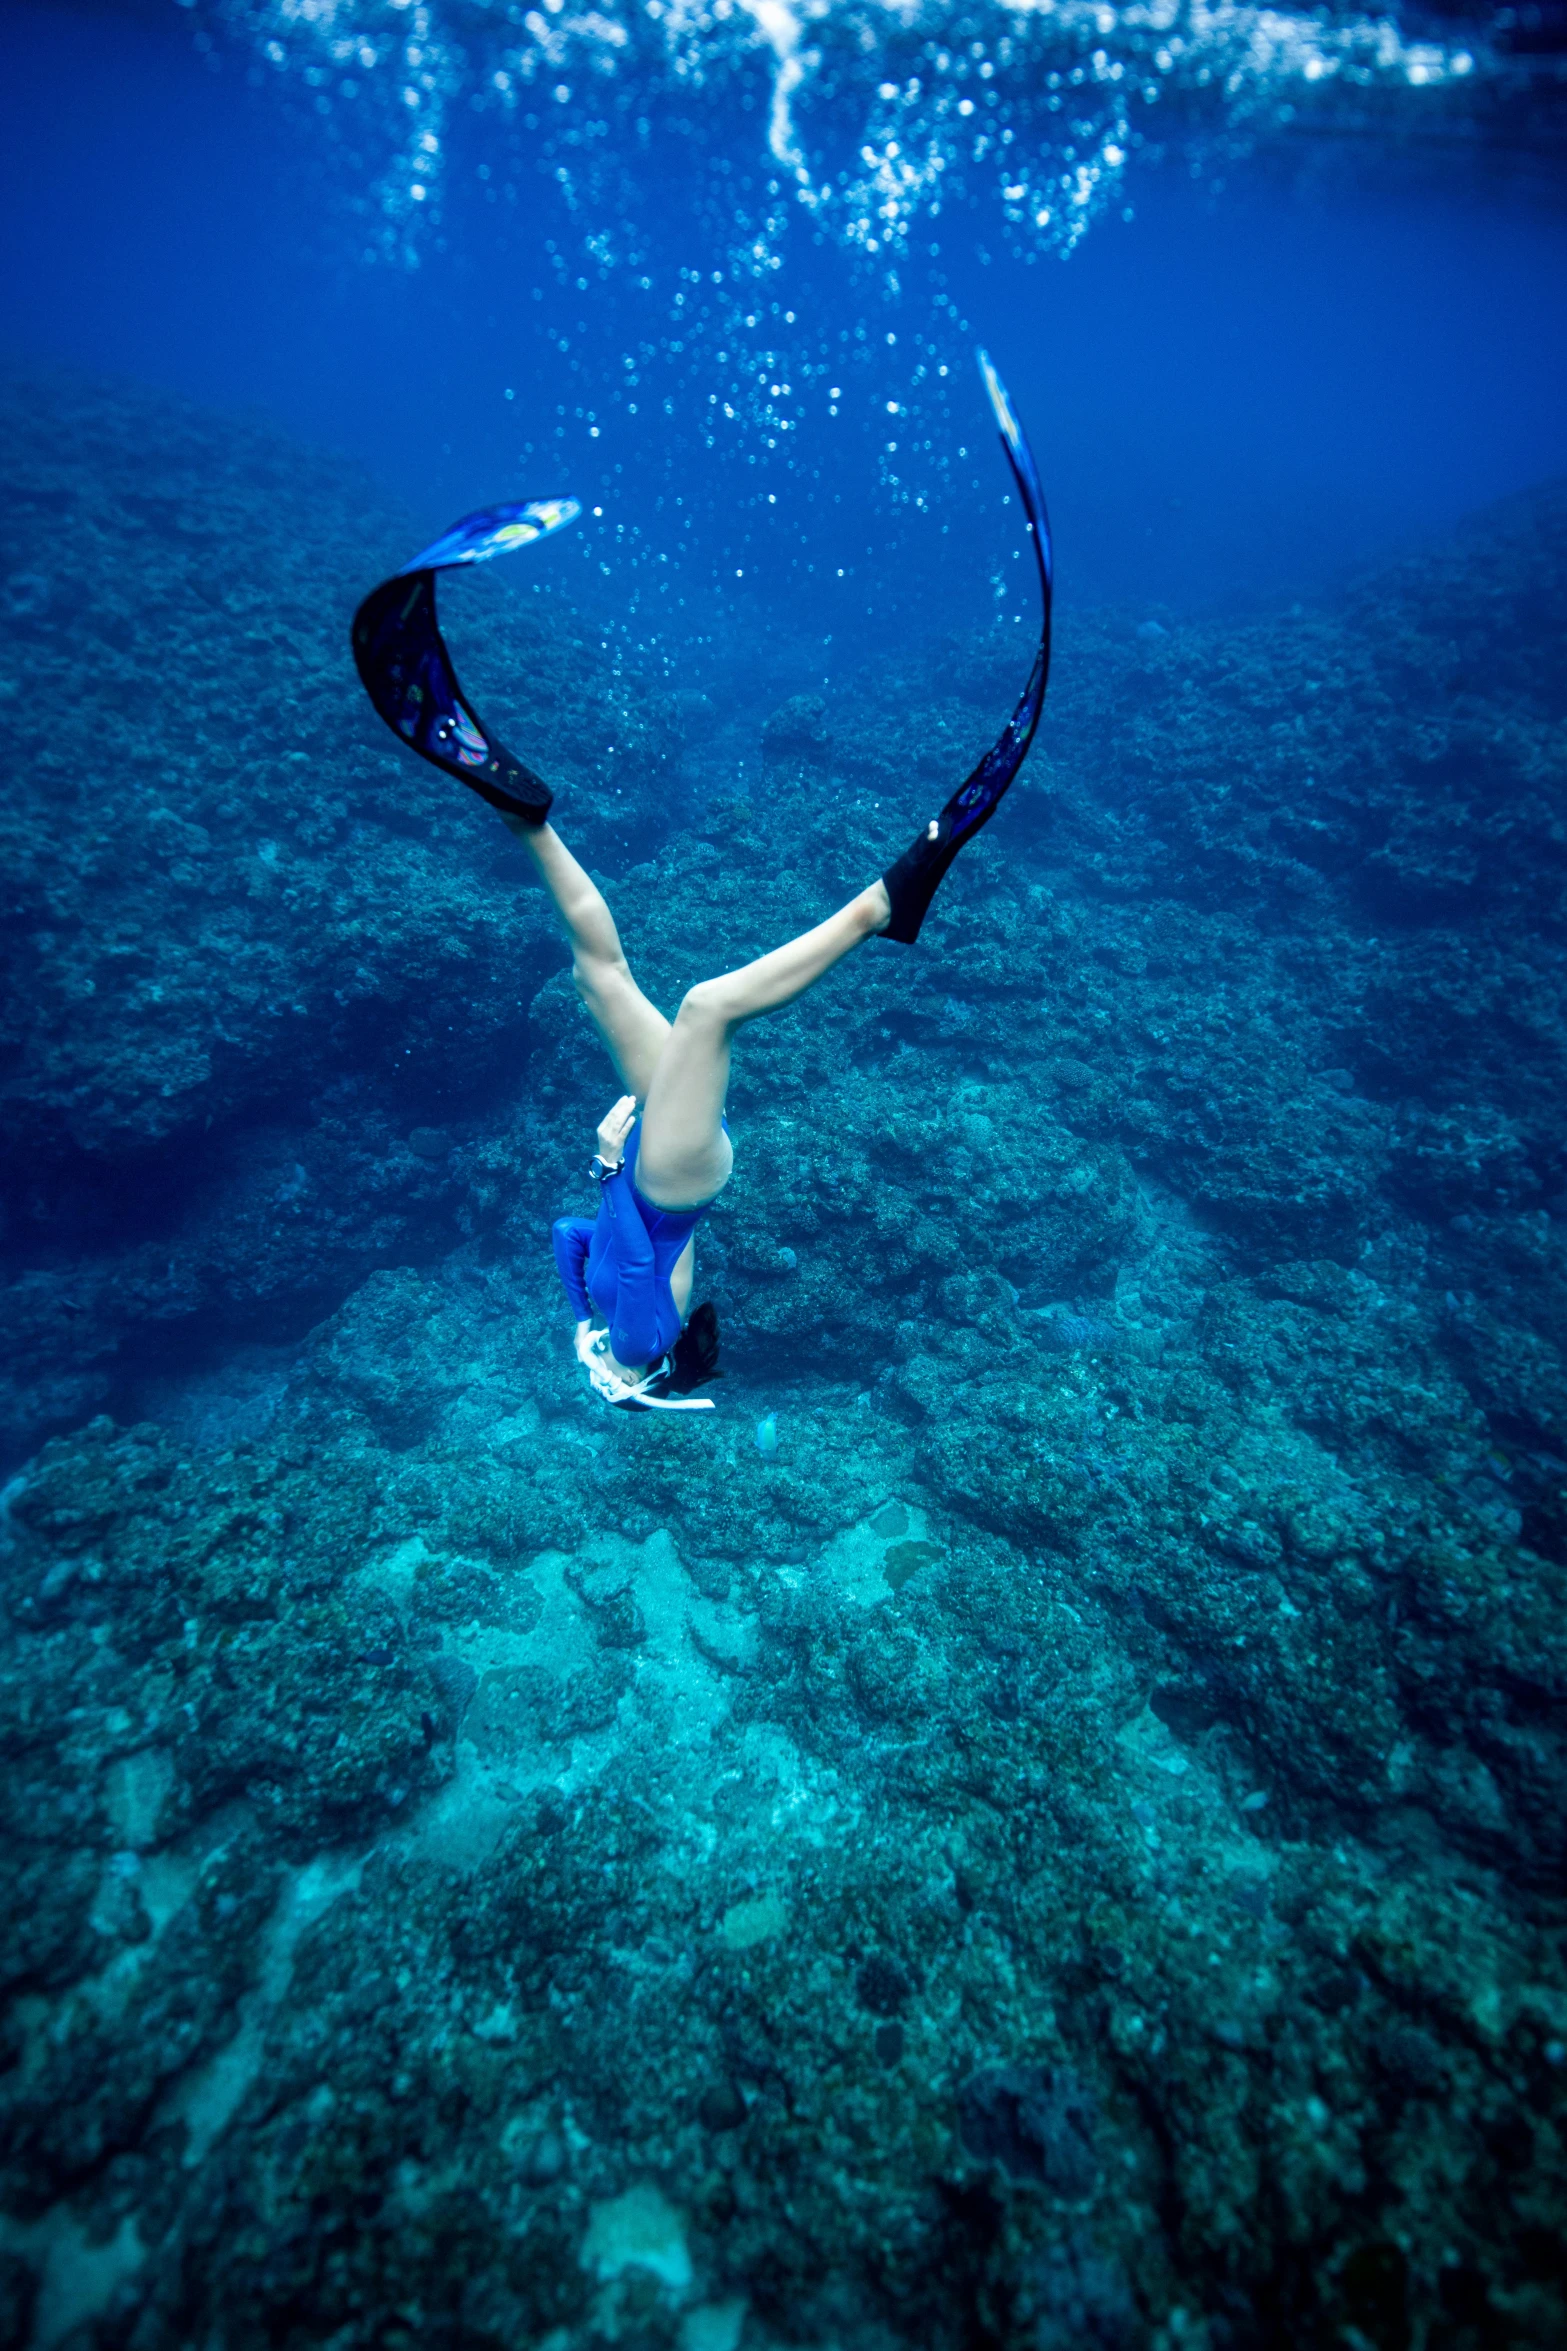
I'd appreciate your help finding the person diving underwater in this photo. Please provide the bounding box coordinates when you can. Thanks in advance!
[351,352,1053,1412]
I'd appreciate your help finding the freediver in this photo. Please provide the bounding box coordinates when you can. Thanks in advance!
[352,353,1052,1411]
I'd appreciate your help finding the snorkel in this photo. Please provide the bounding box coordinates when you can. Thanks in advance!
[594,1337,716,1413]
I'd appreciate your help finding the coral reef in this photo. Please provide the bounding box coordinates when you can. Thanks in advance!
[0,372,683,1455]
[1,376,1565,2348]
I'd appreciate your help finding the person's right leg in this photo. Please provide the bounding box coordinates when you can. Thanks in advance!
[637,878,891,1206]
[503,815,671,1100]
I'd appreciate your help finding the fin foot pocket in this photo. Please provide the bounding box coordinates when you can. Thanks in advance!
[881,818,961,947]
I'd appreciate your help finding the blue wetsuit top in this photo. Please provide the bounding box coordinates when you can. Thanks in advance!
[552,1120,718,1368]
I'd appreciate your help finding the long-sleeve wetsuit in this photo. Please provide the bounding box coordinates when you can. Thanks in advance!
[551,1120,712,1369]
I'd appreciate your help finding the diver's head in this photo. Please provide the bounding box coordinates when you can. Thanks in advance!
[582,1324,649,1400]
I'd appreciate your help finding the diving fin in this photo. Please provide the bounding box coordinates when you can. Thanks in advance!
[881,353,1053,945]
[351,498,580,823]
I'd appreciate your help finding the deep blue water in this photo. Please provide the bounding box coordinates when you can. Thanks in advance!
[3,4,1567,2346]
[6,0,1567,651]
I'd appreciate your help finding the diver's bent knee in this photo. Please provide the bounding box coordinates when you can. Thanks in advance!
[677,977,738,1031]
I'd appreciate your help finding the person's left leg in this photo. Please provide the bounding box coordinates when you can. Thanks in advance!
[636,878,891,1207]
[503,814,672,1099]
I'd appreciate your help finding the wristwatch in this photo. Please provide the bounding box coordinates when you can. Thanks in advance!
[588,1154,624,1183]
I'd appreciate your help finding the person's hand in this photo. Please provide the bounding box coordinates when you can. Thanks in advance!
[574,1320,624,1399]
[596,1094,637,1166]
[575,1320,638,1402]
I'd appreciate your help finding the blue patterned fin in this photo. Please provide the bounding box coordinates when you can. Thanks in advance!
[352,495,580,821]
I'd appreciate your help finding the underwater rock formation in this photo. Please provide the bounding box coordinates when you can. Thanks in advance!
[1,377,1565,2347]
[0,373,684,1457]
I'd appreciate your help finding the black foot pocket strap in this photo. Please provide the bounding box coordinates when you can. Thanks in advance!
[881,353,1053,945]
[351,500,580,822]
[882,822,962,947]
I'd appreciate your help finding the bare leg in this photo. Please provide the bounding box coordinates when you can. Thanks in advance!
[638,878,891,1208]
[503,815,671,1099]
